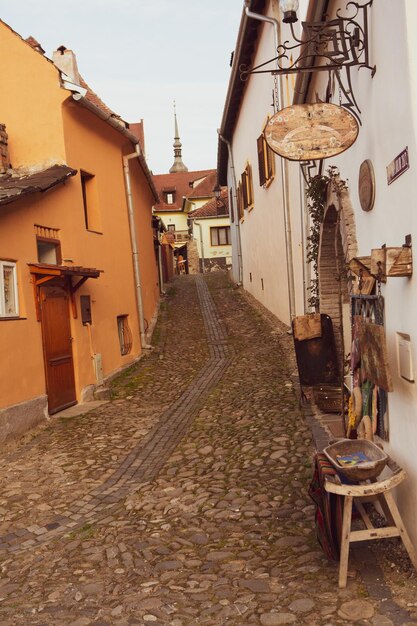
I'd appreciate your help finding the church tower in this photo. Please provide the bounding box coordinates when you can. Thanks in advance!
[169,103,188,173]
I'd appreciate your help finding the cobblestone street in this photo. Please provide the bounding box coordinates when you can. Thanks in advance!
[0,272,416,625]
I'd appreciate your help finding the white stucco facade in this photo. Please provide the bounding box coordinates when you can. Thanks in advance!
[311,0,417,547]
[192,216,232,271]
[220,0,417,549]
[224,1,306,325]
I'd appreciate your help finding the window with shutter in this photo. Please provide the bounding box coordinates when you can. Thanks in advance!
[237,182,244,220]
[257,135,266,186]
[241,163,253,210]
[245,163,253,207]
[266,143,275,181]
[257,134,275,187]
[241,170,248,208]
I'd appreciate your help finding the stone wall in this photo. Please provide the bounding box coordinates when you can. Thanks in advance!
[187,239,200,274]
[0,395,48,444]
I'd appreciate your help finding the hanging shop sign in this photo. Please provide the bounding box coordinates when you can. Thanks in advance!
[386,147,409,185]
[264,102,359,161]
[358,159,375,212]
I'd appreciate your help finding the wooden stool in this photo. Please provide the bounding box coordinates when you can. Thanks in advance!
[325,457,417,588]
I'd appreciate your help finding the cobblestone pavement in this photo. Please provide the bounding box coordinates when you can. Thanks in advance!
[0,272,416,625]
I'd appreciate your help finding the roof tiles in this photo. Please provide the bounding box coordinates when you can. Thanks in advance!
[153,169,216,211]
[0,165,77,207]
[189,188,229,218]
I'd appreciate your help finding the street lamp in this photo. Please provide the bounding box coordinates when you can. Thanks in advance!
[279,0,299,24]
[213,183,222,201]
[212,182,226,211]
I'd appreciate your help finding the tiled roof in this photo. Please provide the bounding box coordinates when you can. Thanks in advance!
[188,170,217,198]
[153,169,215,212]
[0,165,77,207]
[78,76,123,123]
[189,188,229,218]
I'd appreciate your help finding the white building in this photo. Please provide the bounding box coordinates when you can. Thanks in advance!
[219,0,417,549]
[188,189,232,272]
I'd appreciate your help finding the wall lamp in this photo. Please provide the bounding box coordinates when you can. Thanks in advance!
[280,0,299,24]
[212,182,226,210]
[240,1,375,122]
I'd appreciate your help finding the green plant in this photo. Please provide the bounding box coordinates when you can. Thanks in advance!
[305,166,347,309]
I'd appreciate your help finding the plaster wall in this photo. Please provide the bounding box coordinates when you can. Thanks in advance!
[61,103,146,393]
[0,25,159,428]
[226,4,306,325]
[306,0,417,546]
[157,212,189,233]
[192,217,232,265]
[0,21,67,169]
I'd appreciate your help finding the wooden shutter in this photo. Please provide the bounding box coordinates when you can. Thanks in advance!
[266,143,275,181]
[241,171,248,209]
[246,163,253,206]
[229,188,235,223]
[237,182,244,219]
[257,135,266,186]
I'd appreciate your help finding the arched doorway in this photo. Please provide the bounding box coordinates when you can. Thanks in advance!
[318,182,359,386]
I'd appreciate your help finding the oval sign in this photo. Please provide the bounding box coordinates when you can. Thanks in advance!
[264,103,359,161]
[358,159,375,212]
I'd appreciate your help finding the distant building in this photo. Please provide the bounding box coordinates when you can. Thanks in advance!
[153,110,225,273]
[188,189,232,273]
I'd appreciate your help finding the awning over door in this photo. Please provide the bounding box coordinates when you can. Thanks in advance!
[28,263,102,320]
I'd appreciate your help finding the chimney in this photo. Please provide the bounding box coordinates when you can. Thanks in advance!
[52,46,80,84]
[25,36,45,55]
[129,121,146,154]
[0,124,9,174]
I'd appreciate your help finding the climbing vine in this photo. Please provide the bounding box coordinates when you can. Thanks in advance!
[306,166,348,310]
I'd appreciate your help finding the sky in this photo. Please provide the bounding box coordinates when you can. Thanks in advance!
[1,0,244,174]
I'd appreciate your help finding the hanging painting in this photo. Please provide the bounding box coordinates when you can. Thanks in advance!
[264,102,359,161]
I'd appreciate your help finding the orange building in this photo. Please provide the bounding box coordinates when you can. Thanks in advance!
[0,22,160,441]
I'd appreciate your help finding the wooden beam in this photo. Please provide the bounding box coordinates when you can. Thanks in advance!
[71,276,89,293]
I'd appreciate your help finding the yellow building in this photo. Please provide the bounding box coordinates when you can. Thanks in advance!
[0,22,159,441]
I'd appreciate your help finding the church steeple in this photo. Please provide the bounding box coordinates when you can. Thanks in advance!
[169,102,188,173]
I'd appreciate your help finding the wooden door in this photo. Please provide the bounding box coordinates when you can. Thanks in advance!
[40,284,77,414]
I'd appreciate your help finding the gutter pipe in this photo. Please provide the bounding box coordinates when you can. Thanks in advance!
[123,145,151,350]
[244,1,296,323]
[218,132,243,285]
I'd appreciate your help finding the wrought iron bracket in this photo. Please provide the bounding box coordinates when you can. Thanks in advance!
[240,0,375,123]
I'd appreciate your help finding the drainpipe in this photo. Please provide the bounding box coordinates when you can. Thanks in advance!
[218,132,243,285]
[123,144,151,349]
[193,220,205,273]
[244,1,296,323]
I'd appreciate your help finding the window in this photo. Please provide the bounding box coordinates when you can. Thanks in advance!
[81,170,102,232]
[164,190,175,204]
[117,315,132,355]
[257,133,275,186]
[237,182,244,220]
[241,163,253,210]
[210,226,231,246]
[167,224,175,232]
[37,237,62,265]
[0,261,18,318]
